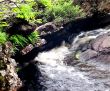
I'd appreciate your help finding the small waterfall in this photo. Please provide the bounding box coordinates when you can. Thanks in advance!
[34,28,110,91]
[35,45,92,91]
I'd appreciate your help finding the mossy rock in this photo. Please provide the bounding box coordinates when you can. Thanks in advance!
[74,51,81,60]
[0,60,7,70]
[0,73,5,91]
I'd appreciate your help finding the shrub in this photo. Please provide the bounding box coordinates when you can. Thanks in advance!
[38,0,84,23]
[12,2,36,22]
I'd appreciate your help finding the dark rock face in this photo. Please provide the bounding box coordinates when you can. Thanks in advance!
[17,63,43,91]
[73,0,110,16]
[6,18,36,35]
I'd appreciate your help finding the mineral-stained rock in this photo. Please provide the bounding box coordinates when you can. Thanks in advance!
[3,58,22,91]
[0,42,22,91]
[21,44,34,55]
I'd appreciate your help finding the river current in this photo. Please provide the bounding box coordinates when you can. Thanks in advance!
[34,28,110,91]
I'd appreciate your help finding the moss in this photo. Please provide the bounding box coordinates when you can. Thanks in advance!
[75,51,81,60]
[0,74,5,90]
[0,60,7,70]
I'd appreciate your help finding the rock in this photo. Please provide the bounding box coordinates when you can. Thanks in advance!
[0,42,22,91]
[36,39,47,47]
[21,44,34,55]
[78,32,110,64]
[5,58,22,91]
[36,22,57,35]
[0,58,22,91]
[95,54,110,64]
[91,33,110,53]
[73,0,110,16]
[80,49,98,61]
[6,18,36,35]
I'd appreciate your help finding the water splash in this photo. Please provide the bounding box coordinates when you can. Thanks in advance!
[34,28,110,91]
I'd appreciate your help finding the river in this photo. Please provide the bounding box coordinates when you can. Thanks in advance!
[33,28,110,91]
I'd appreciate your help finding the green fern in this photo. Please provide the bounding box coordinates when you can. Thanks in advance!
[12,3,36,22]
[9,34,28,48]
[28,31,39,44]
[9,31,39,50]
[0,31,7,44]
[40,0,84,22]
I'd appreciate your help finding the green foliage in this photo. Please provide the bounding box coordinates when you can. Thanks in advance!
[39,0,84,23]
[0,1,40,51]
[0,31,7,45]
[0,74,5,89]
[0,22,8,27]
[9,31,39,50]
[28,31,39,44]
[9,34,28,48]
[12,3,36,22]
[38,0,52,8]
[0,0,84,53]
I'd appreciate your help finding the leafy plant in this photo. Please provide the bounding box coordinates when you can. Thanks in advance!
[0,31,8,45]
[39,0,84,23]
[38,0,52,8]
[28,31,39,45]
[9,31,39,51]
[12,3,36,22]
[9,34,28,48]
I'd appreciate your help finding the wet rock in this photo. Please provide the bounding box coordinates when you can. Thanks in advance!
[35,39,47,47]
[91,33,110,53]
[71,29,110,64]
[36,22,57,35]
[95,54,110,64]
[80,49,98,61]
[21,44,34,55]
[78,32,110,63]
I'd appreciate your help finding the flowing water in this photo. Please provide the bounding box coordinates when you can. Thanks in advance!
[34,28,110,91]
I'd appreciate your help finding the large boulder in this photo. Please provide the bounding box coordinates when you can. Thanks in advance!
[91,32,110,53]
[79,32,110,64]
[80,49,98,61]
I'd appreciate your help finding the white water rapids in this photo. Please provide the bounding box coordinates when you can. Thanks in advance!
[34,28,110,91]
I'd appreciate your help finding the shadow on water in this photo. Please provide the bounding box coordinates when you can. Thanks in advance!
[16,13,110,91]
[17,62,46,91]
